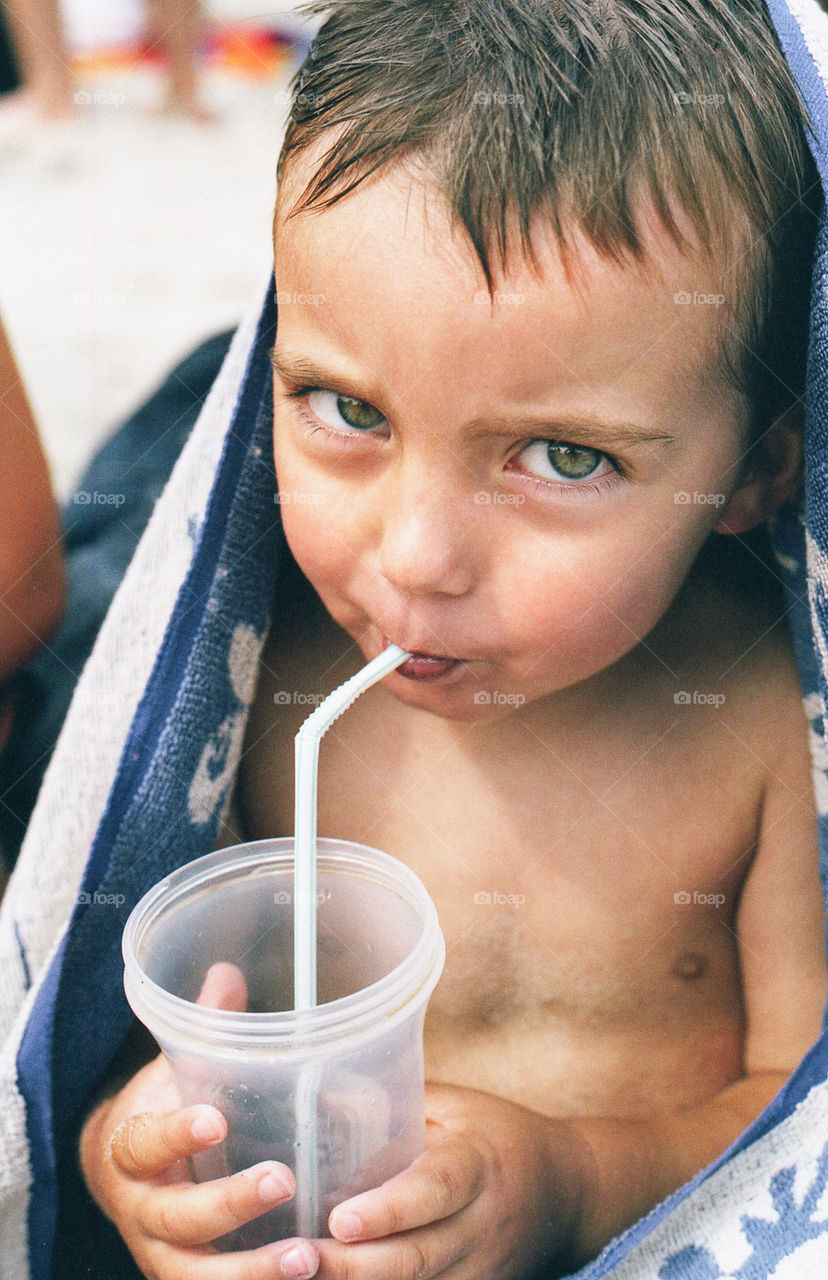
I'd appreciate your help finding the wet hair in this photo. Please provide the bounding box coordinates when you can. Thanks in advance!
[276,0,823,441]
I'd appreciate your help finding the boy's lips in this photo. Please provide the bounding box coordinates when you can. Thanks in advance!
[381,635,465,682]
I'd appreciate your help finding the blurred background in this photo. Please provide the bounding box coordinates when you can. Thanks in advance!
[0,0,318,496]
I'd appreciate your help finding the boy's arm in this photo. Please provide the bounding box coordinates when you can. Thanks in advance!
[568,677,827,1260]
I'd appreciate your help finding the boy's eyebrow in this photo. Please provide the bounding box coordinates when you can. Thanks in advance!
[270,348,353,392]
[270,346,676,448]
[481,414,676,449]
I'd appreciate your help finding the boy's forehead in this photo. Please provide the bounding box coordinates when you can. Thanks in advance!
[274,144,733,305]
[274,146,481,283]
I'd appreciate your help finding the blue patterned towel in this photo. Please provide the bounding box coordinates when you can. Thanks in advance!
[3,2,828,1276]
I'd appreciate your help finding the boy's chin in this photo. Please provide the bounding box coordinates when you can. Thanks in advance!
[384,676,529,723]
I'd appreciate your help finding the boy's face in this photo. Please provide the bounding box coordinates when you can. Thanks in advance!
[272,155,755,722]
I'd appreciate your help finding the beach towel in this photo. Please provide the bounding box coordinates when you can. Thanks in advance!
[4,0,828,1274]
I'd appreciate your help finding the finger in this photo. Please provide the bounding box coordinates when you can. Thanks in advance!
[149,1237,320,1280]
[316,1224,471,1280]
[137,1160,296,1246]
[328,1138,483,1242]
[111,1104,227,1179]
[197,962,248,1011]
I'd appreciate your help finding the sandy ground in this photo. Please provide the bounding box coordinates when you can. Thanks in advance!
[0,59,300,497]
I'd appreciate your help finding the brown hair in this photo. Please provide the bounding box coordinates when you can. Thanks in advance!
[276,0,822,438]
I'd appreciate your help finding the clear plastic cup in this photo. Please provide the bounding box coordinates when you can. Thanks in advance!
[122,838,445,1248]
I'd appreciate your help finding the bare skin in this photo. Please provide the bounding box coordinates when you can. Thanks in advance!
[0,314,65,892]
[80,158,827,1279]
[0,0,74,121]
[0,316,65,681]
[144,0,213,122]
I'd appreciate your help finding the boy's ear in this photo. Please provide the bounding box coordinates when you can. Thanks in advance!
[715,402,804,535]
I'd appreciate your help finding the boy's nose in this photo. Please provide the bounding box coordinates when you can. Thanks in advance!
[377,461,475,598]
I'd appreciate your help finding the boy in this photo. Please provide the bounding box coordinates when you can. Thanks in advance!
[78,1,828,1277]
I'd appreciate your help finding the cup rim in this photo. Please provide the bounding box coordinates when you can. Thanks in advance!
[122,838,445,1052]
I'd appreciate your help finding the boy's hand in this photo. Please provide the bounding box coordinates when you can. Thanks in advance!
[80,964,321,1280]
[318,1083,587,1280]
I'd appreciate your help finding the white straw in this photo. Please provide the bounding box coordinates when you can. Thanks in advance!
[293,644,410,1011]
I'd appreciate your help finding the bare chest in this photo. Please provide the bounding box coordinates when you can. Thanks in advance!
[239,662,758,1113]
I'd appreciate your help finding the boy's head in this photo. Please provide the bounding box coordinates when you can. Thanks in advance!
[270,0,821,720]
[277,0,820,443]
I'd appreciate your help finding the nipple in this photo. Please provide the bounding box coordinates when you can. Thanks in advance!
[672,951,707,981]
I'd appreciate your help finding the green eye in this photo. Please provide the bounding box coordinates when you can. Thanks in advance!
[336,396,384,431]
[546,443,603,479]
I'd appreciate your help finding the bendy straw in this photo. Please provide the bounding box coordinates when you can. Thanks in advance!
[293,644,410,1010]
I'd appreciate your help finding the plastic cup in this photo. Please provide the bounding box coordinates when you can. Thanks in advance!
[122,838,445,1248]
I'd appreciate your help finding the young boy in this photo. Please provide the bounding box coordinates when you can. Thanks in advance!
[78,1,828,1277]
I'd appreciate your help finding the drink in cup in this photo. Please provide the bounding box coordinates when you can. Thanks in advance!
[122,837,445,1248]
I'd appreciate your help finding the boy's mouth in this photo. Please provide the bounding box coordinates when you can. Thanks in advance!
[381,636,464,682]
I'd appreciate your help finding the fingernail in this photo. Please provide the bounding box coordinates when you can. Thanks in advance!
[190,1111,224,1144]
[258,1170,293,1203]
[331,1209,362,1241]
[281,1242,318,1279]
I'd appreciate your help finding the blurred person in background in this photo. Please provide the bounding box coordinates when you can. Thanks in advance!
[0,315,66,890]
[0,0,73,119]
[0,0,212,125]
